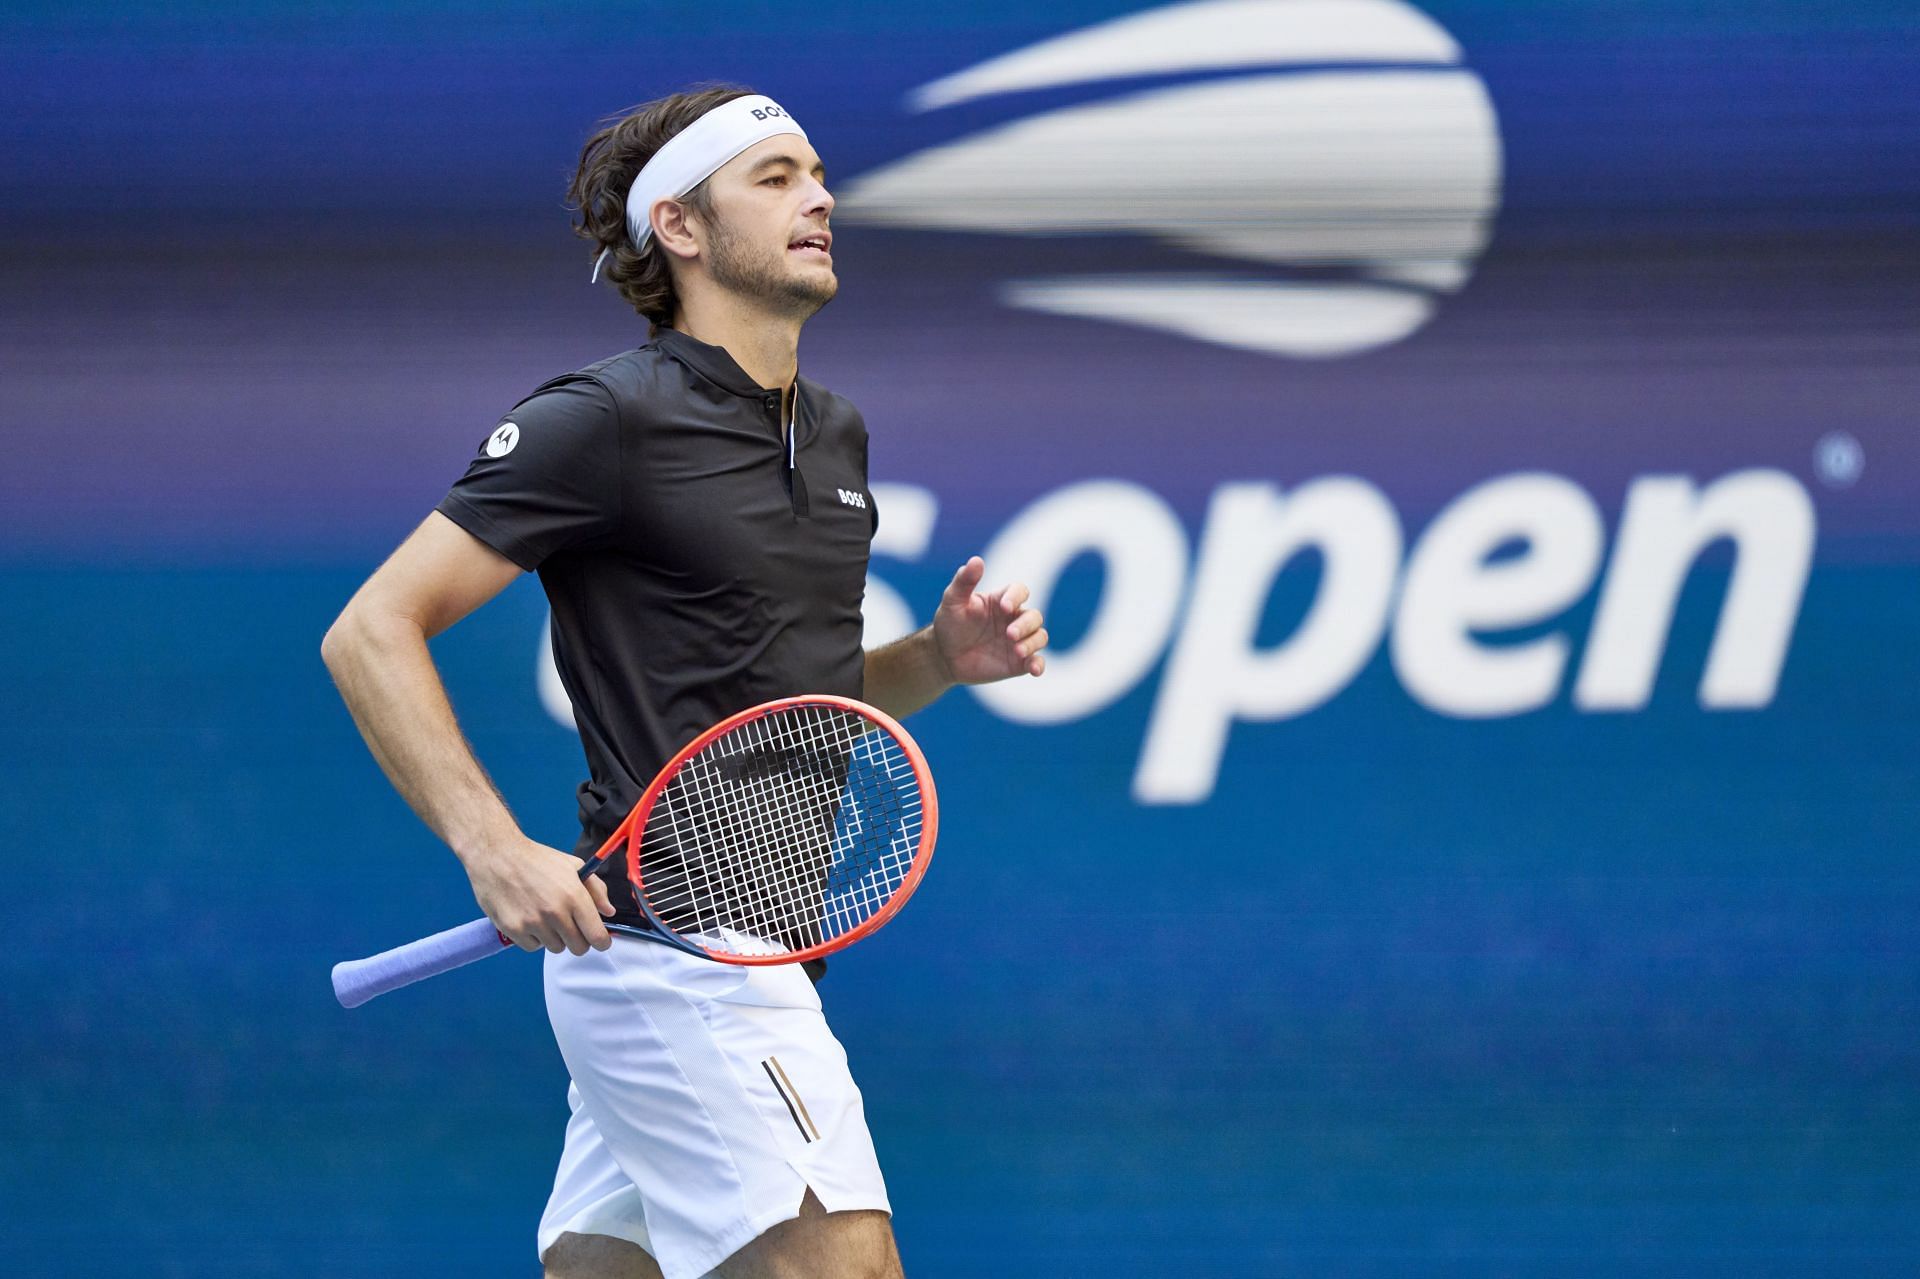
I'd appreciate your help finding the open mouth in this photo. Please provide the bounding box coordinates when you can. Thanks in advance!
[788,234,832,258]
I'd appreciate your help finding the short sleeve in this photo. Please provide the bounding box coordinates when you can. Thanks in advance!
[435,377,621,571]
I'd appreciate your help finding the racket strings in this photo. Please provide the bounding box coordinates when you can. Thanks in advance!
[652,710,917,953]
[635,704,924,957]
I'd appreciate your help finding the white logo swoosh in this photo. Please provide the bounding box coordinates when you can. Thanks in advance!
[838,0,1503,359]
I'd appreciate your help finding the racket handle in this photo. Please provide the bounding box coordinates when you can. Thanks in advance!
[332,917,507,1008]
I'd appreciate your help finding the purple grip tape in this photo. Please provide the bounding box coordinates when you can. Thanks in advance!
[332,916,506,1008]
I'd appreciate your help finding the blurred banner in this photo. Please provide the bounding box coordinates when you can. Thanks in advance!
[4,3,1916,1275]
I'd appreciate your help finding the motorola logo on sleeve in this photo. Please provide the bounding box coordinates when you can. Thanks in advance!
[838,0,1503,359]
[485,421,520,457]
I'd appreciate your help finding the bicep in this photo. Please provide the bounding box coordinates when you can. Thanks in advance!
[346,511,524,639]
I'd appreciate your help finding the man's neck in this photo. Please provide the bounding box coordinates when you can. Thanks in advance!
[671,295,804,397]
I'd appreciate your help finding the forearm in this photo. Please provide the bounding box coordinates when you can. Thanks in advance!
[320,607,521,865]
[862,626,954,720]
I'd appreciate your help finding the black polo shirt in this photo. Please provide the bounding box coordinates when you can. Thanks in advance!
[436,328,878,934]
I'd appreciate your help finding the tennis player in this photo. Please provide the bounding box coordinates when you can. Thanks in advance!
[320,86,1047,1279]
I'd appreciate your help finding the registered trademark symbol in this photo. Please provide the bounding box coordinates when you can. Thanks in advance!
[1814,431,1863,488]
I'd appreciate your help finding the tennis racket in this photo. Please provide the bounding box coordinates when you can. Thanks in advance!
[332,695,936,1008]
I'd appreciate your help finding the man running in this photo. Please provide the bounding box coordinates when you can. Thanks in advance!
[321,86,1048,1279]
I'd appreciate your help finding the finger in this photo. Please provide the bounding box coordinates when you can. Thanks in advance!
[942,556,985,604]
[535,913,575,954]
[572,890,613,953]
[1029,651,1047,676]
[1017,627,1049,659]
[549,904,596,956]
[512,930,542,953]
[584,872,616,918]
[1006,609,1043,642]
[997,582,1030,616]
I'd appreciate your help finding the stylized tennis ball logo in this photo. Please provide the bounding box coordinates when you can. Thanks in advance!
[839,0,1503,358]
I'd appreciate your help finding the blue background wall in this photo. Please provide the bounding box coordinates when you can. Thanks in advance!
[3,3,1916,1274]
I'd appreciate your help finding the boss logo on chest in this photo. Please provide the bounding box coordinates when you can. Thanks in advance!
[836,488,868,510]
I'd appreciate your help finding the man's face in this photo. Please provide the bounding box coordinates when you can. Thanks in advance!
[696,135,837,319]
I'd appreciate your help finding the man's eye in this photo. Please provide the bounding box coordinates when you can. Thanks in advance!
[762,175,787,186]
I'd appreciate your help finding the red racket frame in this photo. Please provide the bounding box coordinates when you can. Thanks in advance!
[583,694,939,966]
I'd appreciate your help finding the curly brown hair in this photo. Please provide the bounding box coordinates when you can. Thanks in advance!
[567,85,753,333]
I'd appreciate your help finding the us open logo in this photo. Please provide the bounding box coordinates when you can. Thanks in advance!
[838,0,1503,359]
[527,4,1811,806]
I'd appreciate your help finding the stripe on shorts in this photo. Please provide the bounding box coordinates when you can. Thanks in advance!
[761,1056,820,1143]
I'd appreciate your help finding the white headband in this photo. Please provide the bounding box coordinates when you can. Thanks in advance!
[591,94,808,283]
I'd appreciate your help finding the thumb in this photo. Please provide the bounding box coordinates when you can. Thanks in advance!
[943,555,985,603]
[584,872,615,917]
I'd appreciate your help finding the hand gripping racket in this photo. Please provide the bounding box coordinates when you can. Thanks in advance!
[333,695,936,1008]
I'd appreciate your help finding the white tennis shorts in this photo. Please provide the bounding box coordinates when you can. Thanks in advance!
[536,935,890,1279]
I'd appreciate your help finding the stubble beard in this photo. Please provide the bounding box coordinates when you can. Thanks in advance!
[705,215,838,322]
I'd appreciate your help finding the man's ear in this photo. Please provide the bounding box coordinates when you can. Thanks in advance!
[651,198,702,263]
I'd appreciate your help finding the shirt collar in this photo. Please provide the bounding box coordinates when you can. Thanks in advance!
[654,328,791,400]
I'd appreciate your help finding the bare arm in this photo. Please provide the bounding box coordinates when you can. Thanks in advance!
[863,626,954,721]
[863,556,1049,720]
[321,511,612,954]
